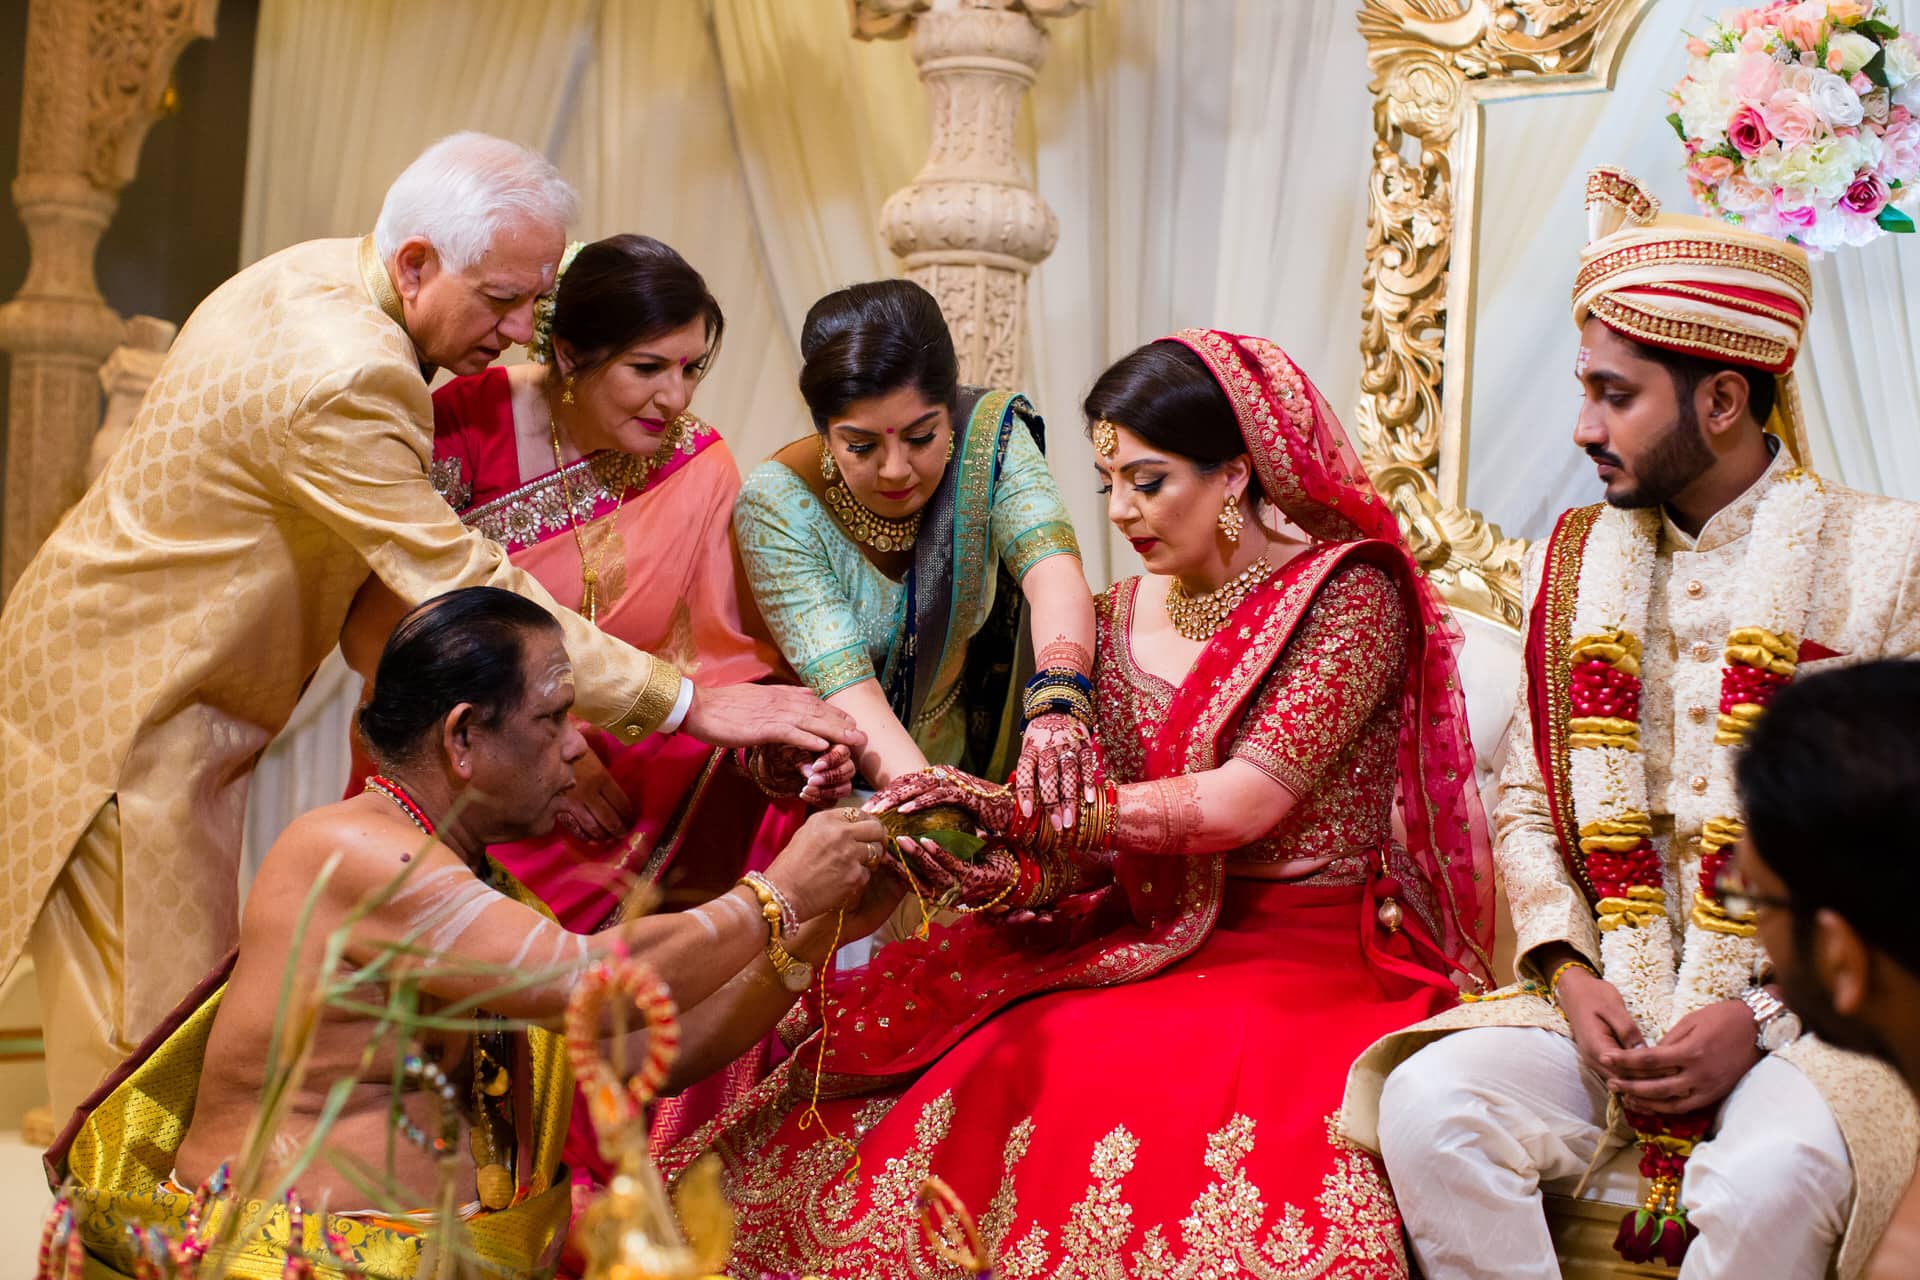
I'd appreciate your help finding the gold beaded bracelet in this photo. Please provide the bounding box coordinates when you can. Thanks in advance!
[1547,958,1599,1008]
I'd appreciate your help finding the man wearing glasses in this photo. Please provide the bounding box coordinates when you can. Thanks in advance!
[1733,659,1920,1280]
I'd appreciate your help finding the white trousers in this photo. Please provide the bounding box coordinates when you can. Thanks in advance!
[1379,1026,1851,1279]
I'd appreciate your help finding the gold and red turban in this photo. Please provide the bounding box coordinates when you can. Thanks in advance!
[1571,166,1813,459]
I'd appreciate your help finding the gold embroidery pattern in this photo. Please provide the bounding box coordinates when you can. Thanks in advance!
[428,456,471,509]
[459,419,710,553]
[1586,294,1791,369]
[707,1093,1407,1280]
[1004,521,1081,580]
[1573,239,1812,305]
[1536,503,1606,903]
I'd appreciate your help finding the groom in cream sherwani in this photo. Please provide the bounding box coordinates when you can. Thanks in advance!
[0,132,859,1119]
[1343,169,1920,1277]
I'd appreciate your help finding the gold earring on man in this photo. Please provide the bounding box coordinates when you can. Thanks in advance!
[1219,492,1244,543]
[820,437,838,482]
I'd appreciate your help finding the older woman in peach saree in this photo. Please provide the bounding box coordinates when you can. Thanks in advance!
[341,236,853,1186]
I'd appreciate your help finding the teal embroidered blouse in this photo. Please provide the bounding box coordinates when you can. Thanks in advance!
[733,420,1078,764]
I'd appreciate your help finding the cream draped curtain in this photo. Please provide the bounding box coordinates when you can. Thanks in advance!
[237,0,1920,870]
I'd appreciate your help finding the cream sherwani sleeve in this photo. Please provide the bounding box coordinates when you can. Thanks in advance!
[274,362,685,741]
[1495,542,1602,982]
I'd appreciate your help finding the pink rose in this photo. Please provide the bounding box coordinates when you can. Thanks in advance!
[1829,0,1871,22]
[1763,90,1821,146]
[1881,119,1920,180]
[1729,104,1776,155]
[1778,203,1820,231]
[1688,37,1713,57]
[1720,173,1775,213]
[1735,51,1783,100]
[1688,154,1738,185]
[1840,172,1891,215]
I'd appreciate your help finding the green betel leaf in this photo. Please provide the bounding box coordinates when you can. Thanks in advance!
[1667,111,1687,141]
[921,828,987,862]
[1878,205,1916,233]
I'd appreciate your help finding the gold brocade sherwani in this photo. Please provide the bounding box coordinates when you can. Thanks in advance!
[1344,449,1920,1278]
[0,237,682,1108]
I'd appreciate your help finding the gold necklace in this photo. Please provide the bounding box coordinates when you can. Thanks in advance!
[824,480,921,553]
[1165,557,1276,641]
[547,411,689,623]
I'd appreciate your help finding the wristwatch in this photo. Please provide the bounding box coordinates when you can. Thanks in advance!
[1740,984,1803,1053]
[740,877,814,993]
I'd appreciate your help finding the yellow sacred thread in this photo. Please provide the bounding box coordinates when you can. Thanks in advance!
[797,907,860,1180]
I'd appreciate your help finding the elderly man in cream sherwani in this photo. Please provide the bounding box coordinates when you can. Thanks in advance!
[1343,168,1920,1278]
[0,132,859,1119]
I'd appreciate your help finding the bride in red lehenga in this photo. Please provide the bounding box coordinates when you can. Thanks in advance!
[659,330,1494,1279]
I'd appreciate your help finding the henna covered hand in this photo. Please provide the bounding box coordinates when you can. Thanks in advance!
[892,836,1019,910]
[1014,714,1101,826]
[866,767,1017,835]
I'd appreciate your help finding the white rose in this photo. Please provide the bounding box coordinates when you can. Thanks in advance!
[1901,79,1920,111]
[1883,36,1920,88]
[1827,30,1879,77]
[1744,140,1787,185]
[1809,69,1865,127]
[1803,137,1860,198]
[1676,77,1725,143]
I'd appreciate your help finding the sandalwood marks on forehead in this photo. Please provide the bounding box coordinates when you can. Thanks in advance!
[539,656,575,701]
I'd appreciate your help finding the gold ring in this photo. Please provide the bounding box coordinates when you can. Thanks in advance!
[841,807,862,823]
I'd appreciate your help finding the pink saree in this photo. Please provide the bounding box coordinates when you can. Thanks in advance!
[348,369,807,1175]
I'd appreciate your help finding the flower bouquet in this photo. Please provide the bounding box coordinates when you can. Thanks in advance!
[1669,1,1920,250]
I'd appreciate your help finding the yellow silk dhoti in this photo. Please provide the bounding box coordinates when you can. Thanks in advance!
[54,976,572,1278]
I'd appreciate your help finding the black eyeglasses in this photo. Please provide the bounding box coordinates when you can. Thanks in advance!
[1713,866,1794,917]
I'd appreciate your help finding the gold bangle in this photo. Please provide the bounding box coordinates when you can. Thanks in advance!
[1547,958,1599,1007]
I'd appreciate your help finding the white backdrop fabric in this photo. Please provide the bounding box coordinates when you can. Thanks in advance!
[236,0,1920,873]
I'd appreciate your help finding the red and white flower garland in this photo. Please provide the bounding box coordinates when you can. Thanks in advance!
[1564,468,1825,1264]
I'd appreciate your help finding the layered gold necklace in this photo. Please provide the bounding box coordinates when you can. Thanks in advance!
[825,480,920,553]
[1165,556,1275,641]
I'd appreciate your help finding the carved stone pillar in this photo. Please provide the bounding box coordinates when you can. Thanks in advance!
[852,0,1089,388]
[0,0,218,595]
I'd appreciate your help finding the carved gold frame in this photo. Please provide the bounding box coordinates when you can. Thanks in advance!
[1354,0,1659,629]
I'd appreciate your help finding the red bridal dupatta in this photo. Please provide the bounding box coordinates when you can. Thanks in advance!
[660,333,1493,1278]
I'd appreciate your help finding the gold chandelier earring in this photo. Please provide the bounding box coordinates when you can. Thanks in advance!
[561,374,576,407]
[819,437,838,482]
[1219,492,1245,543]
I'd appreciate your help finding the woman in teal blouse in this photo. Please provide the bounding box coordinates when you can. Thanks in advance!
[734,280,1097,822]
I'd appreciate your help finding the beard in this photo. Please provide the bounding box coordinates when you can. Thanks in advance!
[1594,402,1716,510]
[1775,960,1897,1063]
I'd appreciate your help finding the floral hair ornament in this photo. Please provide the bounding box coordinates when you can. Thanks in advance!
[1091,418,1119,458]
[527,239,586,365]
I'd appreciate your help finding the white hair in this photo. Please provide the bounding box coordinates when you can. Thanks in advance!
[372,131,579,273]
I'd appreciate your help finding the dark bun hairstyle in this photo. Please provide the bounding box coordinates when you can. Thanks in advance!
[358,587,561,766]
[797,279,959,431]
[550,234,724,378]
[1082,339,1249,486]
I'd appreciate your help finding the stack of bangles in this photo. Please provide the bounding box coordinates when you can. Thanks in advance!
[1001,775,1120,910]
[1021,666,1095,732]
